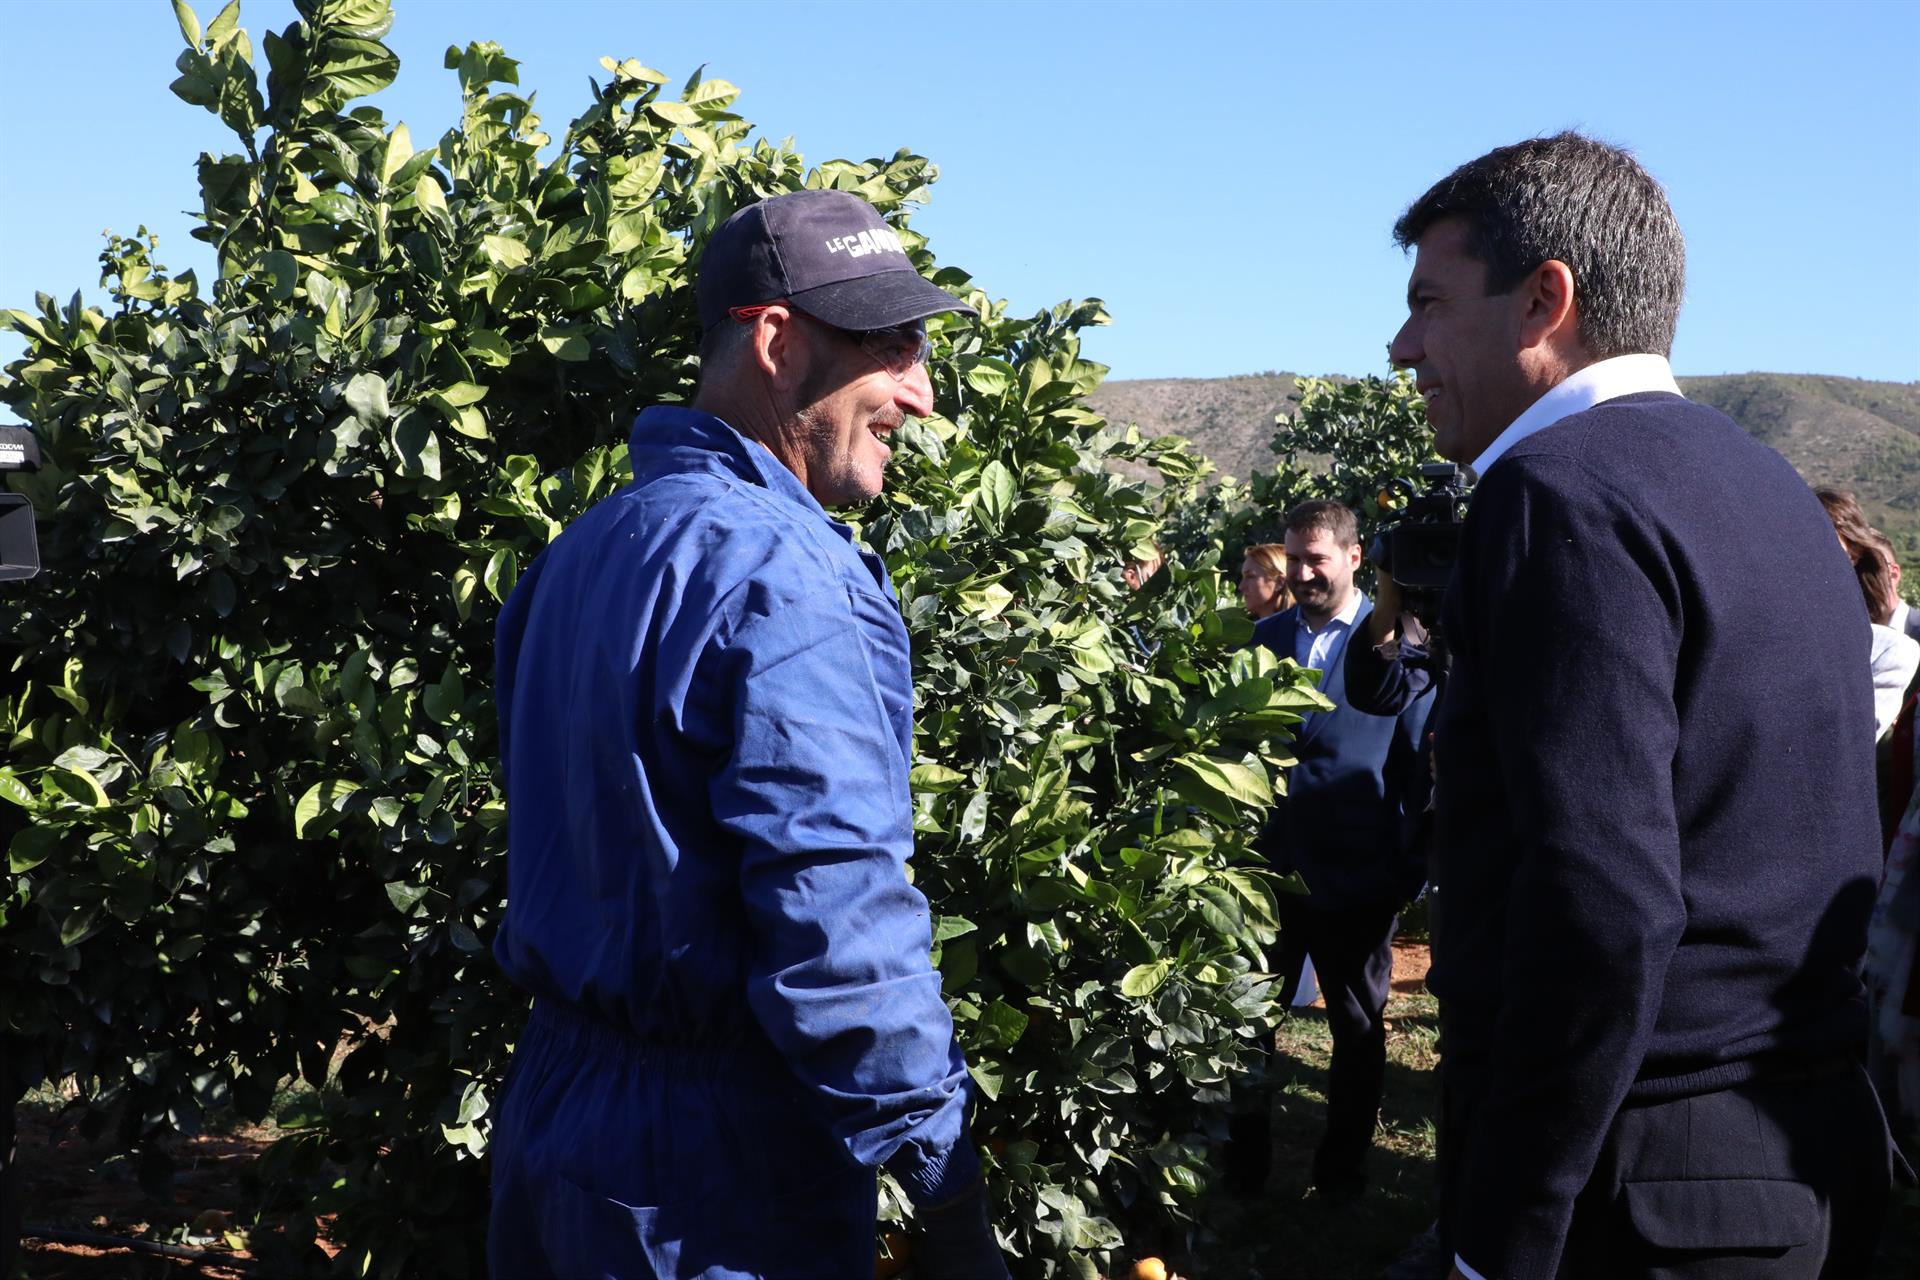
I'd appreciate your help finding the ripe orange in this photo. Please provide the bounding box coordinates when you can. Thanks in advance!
[875,1230,912,1280]
[1132,1259,1169,1280]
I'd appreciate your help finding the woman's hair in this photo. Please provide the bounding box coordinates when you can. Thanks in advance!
[1243,543,1286,579]
[1817,488,1898,625]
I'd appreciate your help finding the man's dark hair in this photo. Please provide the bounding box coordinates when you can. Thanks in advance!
[1392,131,1686,360]
[1285,499,1359,548]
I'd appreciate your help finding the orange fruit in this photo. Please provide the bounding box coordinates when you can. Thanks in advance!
[1133,1259,1169,1280]
[875,1230,912,1280]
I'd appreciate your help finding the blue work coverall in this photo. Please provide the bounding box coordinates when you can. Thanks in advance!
[488,406,978,1278]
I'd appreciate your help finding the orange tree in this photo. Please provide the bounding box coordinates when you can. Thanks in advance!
[1163,371,1437,574]
[0,1,1324,1274]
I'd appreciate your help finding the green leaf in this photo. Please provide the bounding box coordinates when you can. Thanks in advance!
[1171,753,1271,819]
[1119,960,1173,998]
[682,78,740,107]
[414,172,449,218]
[391,413,443,480]
[172,0,202,49]
[482,547,518,602]
[50,768,109,808]
[384,881,430,915]
[60,904,101,948]
[424,666,466,723]
[465,329,511,367]
[481,234,530,270]
[614,58,667,84]
[380,122,413,184]
[963,357,1015,397]
[294,779,361,838]
[954,583,1014,620]
[957,790,989,842]
[931,915,976,943]
[967,1060,1004,1102]
[204,0,240,46]
[0,770,32,807]
[539,326,591,361]
[647,100,700,127]
[909,763,967,793]
[8,826,61,873]
[344,372,390,423]
[976,460,1016,527]
[312,35,399,103]
[979,998,1030,1050]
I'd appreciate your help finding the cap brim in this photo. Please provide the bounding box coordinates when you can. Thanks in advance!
[788,269,977,331]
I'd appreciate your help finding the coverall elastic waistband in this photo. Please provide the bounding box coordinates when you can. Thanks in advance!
[525,999,778,1076]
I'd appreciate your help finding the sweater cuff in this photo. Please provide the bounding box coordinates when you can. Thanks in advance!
[892,1130,983,1207]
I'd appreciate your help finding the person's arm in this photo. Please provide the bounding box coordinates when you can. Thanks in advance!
[1345,573,1433,718]
[707,588,981,1206]
[1451,462,1688,1280]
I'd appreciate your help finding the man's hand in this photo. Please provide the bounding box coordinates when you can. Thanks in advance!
[1369,569,1405,645]
[912,1178,1011,1280]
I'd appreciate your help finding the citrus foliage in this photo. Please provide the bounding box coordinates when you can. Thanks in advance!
[0,1,1322,1273]
[1185,371,1435,567]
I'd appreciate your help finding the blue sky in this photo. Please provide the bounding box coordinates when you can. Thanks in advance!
[3,0,1916,387]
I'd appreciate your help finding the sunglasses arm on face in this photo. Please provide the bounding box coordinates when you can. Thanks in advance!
[730,303,929,382]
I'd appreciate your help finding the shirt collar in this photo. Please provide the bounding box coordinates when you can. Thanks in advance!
[1894,599,1914,637]
[629,404,828,520]
[1302,588,1364,636]
[1470,353,1683,478]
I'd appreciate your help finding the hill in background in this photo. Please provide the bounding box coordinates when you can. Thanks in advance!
[1087,372,1920,565]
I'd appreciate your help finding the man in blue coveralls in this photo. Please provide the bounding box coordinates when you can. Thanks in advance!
[487,190,1009,1279]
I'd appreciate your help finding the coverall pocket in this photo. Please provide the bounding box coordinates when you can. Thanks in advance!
[544,1171,869,1280]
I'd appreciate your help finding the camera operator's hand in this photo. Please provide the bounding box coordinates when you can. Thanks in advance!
[1369,565,1405,647]
[912,1177,1011,1280]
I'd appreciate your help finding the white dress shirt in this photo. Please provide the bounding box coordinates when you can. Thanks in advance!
[1295,590,1364,673]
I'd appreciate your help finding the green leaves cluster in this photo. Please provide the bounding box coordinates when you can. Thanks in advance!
[863,302,1330,1268]
[1174,371,1437,571]
[1,2,1322,1275]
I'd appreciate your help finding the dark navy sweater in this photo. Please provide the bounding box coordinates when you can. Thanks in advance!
[1429,393,1881,1279]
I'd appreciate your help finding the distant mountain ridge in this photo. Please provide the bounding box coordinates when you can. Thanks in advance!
[1086,372,1920,563]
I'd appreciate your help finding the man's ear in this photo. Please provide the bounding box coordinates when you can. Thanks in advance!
[750,305,808,392]
[1515,258,1579,354]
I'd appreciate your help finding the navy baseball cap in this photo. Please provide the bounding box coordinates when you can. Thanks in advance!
[697,189,977,333]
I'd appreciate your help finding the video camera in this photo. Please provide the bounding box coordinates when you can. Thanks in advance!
[1,424,42,581]
[1368,460,1470,636]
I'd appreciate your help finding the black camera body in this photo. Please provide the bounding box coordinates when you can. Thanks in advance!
[1368,461,1470,643]
[1384,462,1470,591]
[1,424,43,581]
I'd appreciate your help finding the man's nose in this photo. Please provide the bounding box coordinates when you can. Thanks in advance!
[896,361,936,417]
[1388,318,1420,370]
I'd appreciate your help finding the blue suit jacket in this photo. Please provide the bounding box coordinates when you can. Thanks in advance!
[1253,597,1433,911]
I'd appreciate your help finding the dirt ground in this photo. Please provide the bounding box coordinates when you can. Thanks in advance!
[13,1100,332,1279]
[11,941,1440,1280]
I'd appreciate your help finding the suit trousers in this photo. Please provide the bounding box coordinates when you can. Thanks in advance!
[1273,895,1400,1190]
[1445,1058,1892,1279]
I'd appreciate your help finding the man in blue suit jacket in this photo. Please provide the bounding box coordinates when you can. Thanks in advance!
[1241,499,1432,1200]
[1386,133,1891,1280]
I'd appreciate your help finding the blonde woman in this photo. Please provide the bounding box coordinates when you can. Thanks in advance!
[1239,543,1291,620]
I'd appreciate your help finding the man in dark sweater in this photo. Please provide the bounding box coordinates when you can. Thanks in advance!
[1384,133,1893,1280]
